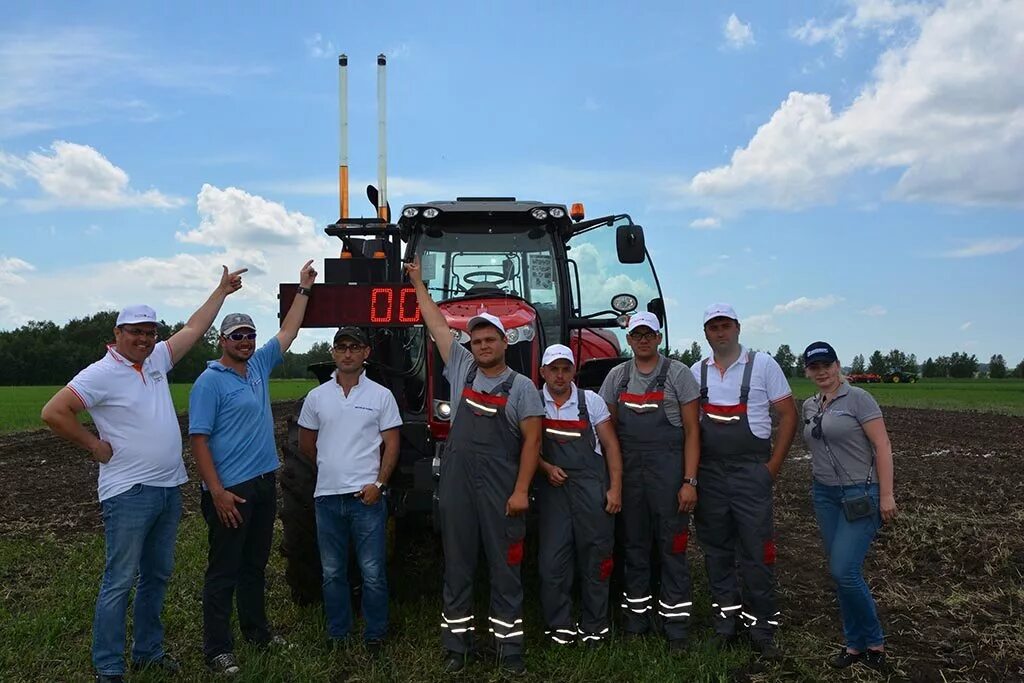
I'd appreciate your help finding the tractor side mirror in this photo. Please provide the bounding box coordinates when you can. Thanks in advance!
[647,297,666,328]
[616,224,646,264]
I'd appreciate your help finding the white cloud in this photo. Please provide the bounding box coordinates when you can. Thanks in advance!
[305,33,336,59]
[690,0,1024,210]
[743,314,780,334]
[792,0,932,55]
[860,304,888,316]
[939,237,1024,258]
[3,141,184,209]
[773,295,844,314]
[724,14,755,49]
[177,184,325,251]
[0,256,35,285]
[960,321,973,330]
[689,216,722,229]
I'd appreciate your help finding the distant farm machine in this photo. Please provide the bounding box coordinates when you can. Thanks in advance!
[274,54,669,603]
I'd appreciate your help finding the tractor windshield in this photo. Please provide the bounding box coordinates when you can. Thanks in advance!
[413,226,563,345]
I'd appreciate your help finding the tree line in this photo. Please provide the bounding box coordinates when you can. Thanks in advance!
[669,341,1024,380]
[0,312,332,385]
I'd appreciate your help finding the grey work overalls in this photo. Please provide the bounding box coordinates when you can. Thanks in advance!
[695,352,780,642]
[438,366,526,656]
[537,387,614,645]
[616,357,692,642]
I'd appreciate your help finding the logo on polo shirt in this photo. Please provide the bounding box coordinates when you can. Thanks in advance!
[149,370,164,383]
[353,405,375,412]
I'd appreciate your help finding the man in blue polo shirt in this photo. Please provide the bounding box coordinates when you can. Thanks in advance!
[188,260,315,676]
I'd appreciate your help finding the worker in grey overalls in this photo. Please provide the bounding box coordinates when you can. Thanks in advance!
[406,259,543,676]
[598,312,701,653]
[536,344,623,648]
[691,303,798,660]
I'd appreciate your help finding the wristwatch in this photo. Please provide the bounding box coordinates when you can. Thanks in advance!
[682,477,698,488]
[373,481,385,490]
[296,286,312,297]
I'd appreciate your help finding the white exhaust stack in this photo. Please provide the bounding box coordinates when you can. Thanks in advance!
[338,54,349,220]
[376,53,389,221]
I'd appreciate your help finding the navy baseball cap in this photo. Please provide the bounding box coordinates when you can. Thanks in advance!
[804,341,839,366]
[334,326,369,346]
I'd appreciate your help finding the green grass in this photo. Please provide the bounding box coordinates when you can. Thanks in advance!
[0,517,788,682]
[0,379,317,434]
[788,377,1024,415]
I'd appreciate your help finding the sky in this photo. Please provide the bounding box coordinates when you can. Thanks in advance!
[0,0,1022,366]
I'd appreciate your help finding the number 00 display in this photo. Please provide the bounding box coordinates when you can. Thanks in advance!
[279,283,423,328]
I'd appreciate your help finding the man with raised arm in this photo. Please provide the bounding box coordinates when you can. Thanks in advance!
[188,260,316,676]
[406,257,544,676]
[41,266,246,683]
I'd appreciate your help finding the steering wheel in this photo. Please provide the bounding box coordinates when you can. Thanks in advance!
[463,270,509,286]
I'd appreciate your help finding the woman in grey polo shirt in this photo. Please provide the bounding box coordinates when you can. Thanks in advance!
[802,341,897,672]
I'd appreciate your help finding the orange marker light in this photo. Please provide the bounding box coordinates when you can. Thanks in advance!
[570,202,585,221]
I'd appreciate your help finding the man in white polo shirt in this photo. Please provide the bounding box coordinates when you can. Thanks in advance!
[40,266,245,683]
[297,326,402,652]
[691,303,798,660]
[537,344,622,648]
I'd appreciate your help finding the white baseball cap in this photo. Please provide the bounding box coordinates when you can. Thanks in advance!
[542,344,575,367]
[116,304,157,326]
[626,311,661,334]
[703,303,739,325]
[467,312,506,336]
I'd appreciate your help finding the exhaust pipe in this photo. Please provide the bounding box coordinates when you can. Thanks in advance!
[376,53,389,221]
[338,54,349,220]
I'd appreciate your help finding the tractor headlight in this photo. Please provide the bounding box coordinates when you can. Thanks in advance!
[549,207,566,218]
[402,207,420,218]
[611,293,639,313]
[505,324,535,345]
[423,207,440,218]
[530,208,549,220]
[433,400,452,420]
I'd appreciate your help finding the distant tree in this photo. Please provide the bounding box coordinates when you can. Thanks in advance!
[921,357,939,378]
[850,354,866,374]
[773,344,797,377]
[948,351,979,379]
[1014,359,1024,379]
[907,353,919,374]
[988,354,1007,379]
[867,350,886,375]
[933,355,952,377]
[884,348,913,372]
[667,341,703,367]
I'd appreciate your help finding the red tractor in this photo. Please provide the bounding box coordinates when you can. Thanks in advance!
[276,198,669,602]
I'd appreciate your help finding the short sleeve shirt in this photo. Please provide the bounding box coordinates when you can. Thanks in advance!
[542,383,612,456]
[298,371,403,497]
[690,347,793,439]
[598,355,701,428]
[67,342,187,502]
[443,338,545,436]
[188,337,284,488]
[802,382,883,486]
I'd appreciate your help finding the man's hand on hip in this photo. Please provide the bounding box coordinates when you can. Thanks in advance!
[212,488,246,528]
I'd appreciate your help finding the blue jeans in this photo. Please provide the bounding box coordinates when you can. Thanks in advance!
[812,481,884,651]
[93,484,182,675]
[315,493,389,641]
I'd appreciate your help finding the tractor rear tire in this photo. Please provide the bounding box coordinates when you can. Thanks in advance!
[891,374,901,383]
[278,415,323,605]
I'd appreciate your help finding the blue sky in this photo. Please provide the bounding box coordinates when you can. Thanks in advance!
[1,0,1021,365]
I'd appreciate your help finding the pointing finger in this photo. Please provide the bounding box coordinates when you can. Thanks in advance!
[229,268,249,277]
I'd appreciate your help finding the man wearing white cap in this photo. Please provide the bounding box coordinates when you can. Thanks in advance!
[537,344,622,648]
[406,258,543,675]
[41,266,246,683]
[597,311,701,652]
[691,303,797,660]
[188,260,316,675]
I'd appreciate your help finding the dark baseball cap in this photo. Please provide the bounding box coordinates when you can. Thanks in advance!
[804,341,839,366]
[220,312,256,336]
[334,326,369,346]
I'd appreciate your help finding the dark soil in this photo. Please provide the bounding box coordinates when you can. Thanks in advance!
[1,403,1022,681]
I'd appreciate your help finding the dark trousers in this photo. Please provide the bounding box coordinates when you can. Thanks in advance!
[200,472,277,659]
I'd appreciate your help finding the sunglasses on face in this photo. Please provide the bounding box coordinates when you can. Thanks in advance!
[629,331,658,342]
[334,344,366,353]
[120,327,158,339]
[225,332,257,341]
